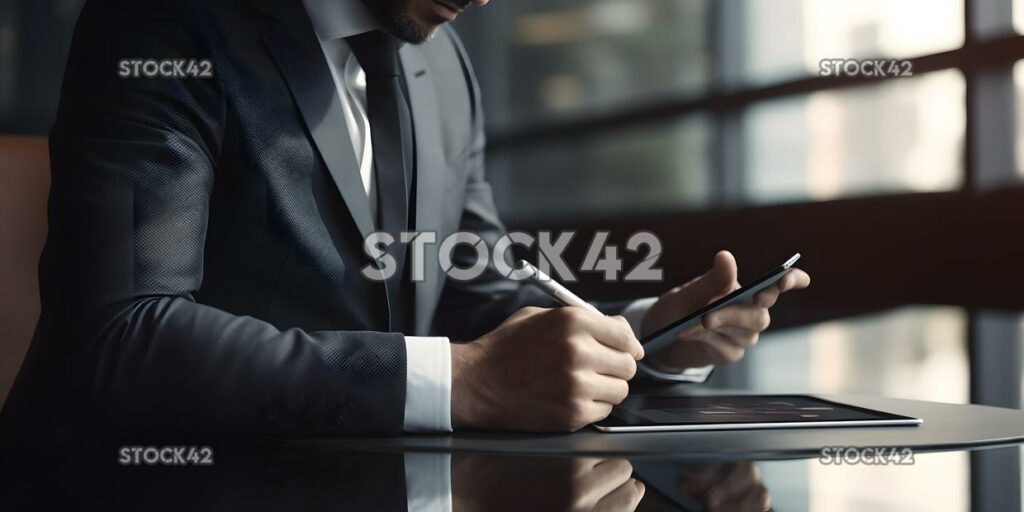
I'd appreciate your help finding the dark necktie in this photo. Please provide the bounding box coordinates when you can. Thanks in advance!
[347,30,414,332]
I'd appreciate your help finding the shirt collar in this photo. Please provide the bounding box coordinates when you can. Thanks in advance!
[301,0,379,41]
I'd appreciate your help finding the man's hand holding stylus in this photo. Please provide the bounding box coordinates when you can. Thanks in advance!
[450,250,809,431]
[642,250,811,371]
[451,307,644,432]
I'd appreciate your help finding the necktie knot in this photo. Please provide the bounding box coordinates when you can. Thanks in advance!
[346,30,402,78]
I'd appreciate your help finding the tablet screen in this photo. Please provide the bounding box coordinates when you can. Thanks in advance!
[598,395,917,428]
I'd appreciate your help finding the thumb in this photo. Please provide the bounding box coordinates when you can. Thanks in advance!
[689,251,739,301]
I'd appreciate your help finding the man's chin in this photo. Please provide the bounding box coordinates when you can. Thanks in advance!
[389,20,437,44]
[359,1,439,44]
[416,26,441,43]
[394,17,442,44]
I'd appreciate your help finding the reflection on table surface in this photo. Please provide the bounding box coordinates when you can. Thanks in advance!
[4,307,1021,511]
[4,440,1021,511]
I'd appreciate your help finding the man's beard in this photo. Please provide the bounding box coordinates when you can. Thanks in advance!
[360,0,434,44]
[389,11,432,44]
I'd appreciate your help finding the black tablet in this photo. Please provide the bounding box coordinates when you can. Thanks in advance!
[594,394,922,432]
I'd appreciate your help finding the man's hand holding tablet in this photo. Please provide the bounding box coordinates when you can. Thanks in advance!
[642,251,811,371]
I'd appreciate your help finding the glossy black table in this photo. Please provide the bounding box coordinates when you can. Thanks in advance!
[293,388,1024,458]
[4,388,1023,511]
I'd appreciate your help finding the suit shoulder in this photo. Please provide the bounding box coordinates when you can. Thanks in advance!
[422,26,480,104]
[434,25,476,83]
[413,26,482,151]
[435,25,471,62]
[82,0,229,11]
[78,0,228,28]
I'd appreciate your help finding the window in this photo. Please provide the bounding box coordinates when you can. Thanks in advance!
[456,0,712,131]
[457,0,1014,223]
[741,0,964,84]
[488,116,711,222]
[1016,0,1024,34]
[745,306,969,404]
[743,70,965,203]
[1015,59,1024,176]
[458,1,1022,416]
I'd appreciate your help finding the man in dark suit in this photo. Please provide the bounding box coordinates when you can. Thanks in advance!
[1,0,808,439]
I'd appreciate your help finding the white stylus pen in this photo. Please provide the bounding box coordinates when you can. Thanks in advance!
[513,260,602,314]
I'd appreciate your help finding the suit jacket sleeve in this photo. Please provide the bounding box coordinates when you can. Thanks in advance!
[43,0,406,434]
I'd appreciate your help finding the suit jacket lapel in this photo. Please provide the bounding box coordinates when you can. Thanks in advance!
[400,45,448,336]
[252,0,376,243]
[252,0,445,334]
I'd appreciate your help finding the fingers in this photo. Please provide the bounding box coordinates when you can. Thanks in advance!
[593,478,645,512]
[710,326,760,349]
[666,330,753,365]
[753,268,810,308]
[588,342,639,380]
[752,286,780,308]
[507,305,549,323]
[569,310,644,360]
[708,465,770,512]
[704,304,770,334]
[566,400,613,431]
[586,373,630,404]
[689,251,741,301]
[736,483,771,512]
[783,268,811,291]
[680,462,769,512]
[679,463,728,494]
[581,459,635,507]
[707,463,759,504]
[587,400,614,422]
[692,332,747,364]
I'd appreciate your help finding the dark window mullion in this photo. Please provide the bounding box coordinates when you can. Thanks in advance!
[964,0,1019,190]
[708,0,745,208]
[964,3,1023,511]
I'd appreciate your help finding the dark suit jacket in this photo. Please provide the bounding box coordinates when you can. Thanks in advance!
[1,0,573,440]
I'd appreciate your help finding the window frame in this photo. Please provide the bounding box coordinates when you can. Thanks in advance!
[486,0,1024,205]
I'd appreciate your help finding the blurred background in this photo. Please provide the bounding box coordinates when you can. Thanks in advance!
[452,0,1024,415]
[1,0,1024,508]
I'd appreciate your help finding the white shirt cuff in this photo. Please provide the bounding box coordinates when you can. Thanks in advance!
[638,363,714,383]
[404,452,452,512]
[619,297,715,383]
[404,336,453,433]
